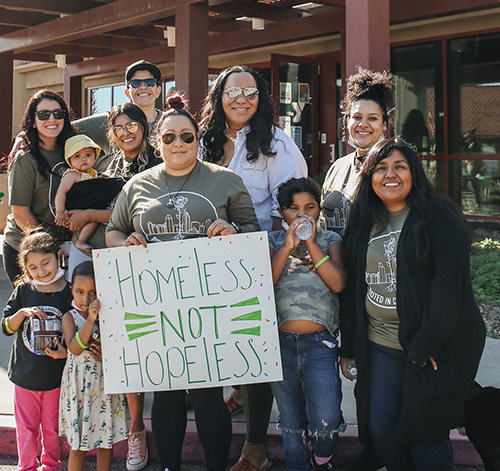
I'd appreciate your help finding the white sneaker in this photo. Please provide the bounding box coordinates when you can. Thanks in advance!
[126,430,148,471]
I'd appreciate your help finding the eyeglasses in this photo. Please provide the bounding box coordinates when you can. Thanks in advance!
[35,109,66,120]
[223,86,259,100]
[127,78,158,89]
[161,131,196,145]
[112,121,140,137]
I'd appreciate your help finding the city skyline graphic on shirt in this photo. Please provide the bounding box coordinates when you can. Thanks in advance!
[365,235,397,292]
[141,191,218,241]
[323,193,350,236]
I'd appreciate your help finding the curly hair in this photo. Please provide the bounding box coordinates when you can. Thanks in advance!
[340,67,394,142]
[106,103,156,175]
[199,65,276,164]
[16,231,60,285]
[18,89,76,179]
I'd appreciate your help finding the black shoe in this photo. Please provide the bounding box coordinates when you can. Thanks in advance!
[347,445,384,471]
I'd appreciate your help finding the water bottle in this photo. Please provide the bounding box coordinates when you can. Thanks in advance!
[295,218,313,240]
[345,360,358,380]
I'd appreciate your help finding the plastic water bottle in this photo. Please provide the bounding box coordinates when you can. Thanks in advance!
[345,360,358,380]
[295,218,313,240]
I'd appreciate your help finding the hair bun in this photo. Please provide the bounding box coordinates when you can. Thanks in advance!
[166,94,186,110]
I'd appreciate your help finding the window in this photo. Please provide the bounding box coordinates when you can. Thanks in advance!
[448,33,500,156]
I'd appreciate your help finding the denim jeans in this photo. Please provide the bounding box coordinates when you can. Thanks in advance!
[368,341,455,471]
[271,330,345,471]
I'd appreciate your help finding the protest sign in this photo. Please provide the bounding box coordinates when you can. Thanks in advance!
[92,232,282,394]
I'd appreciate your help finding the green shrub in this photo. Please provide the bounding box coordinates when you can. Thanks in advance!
[470,238,500,303]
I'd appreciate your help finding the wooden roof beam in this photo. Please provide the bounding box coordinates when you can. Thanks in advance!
[69,35,160,51]
[209,2,304,21]
[0,0,201,54]
[0,0,109,15]
[390,0,500,23]
[37,43,122,58]
[105,25,166,41]
[66,9,344,77]
[0,8,58,26]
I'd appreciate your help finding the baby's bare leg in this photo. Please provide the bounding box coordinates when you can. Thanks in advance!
[75,222,99,253]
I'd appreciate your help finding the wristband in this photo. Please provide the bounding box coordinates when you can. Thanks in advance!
[75,331,89,349]
[4,318,16,335]
[314,255,330,269]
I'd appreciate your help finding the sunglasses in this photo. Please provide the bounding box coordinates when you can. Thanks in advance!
[161,131,196,145]
[35,109,66,120]
[112,121,139,137]
[224,86,259,100]
[128,78,158,89]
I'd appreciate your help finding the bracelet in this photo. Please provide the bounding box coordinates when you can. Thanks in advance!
[314,255,330,269]
[4,318,16,335]
[75,331,88,349]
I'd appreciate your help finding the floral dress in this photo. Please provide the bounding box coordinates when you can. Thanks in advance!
[59,309,128,450]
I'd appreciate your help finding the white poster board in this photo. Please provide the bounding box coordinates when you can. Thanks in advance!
[93,232,282,394]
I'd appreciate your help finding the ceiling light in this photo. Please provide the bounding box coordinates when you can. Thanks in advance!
[292,2,323,9]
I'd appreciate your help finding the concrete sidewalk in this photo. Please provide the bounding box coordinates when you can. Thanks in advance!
[0,234,498,467]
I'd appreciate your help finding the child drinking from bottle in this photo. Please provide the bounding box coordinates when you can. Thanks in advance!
[269,178,347,471]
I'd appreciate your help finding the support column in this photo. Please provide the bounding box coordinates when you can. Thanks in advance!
[344,0,390,76]
[0,54,13,157]
[63,65,83,119]
[175,3,208,119]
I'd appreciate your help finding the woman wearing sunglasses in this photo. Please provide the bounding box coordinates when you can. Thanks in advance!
[200,65,307,471]
[3,89,76,284]
[106,94,259,471]
[63,101,162,470]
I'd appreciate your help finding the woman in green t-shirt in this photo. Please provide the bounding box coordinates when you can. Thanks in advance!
[106,94,259,471]
[3,89,76,284]
[340,137,486,471]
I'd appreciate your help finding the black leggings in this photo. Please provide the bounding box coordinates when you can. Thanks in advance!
[3,243,21,286]
[151,387,232,471]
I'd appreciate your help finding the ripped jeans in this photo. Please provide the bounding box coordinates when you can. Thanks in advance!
[271,330,345,471]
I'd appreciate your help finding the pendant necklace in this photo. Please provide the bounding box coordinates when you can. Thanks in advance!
[163,163,197,209]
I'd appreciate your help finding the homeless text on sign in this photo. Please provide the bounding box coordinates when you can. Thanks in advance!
[93,232,282,394]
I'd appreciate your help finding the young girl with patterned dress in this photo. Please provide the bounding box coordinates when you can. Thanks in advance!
[269,178,347,471]
[1,231,71,471]
[59,261,127,471]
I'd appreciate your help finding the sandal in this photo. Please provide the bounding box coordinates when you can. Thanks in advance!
[230,458,273,471]
[225,391,244,415]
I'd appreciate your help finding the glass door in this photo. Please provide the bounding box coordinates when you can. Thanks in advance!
[271,54,319,176]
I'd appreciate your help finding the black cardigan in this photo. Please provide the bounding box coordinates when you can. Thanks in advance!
[340,196,486,445]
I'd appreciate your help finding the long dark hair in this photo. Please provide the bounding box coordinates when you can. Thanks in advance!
[106,102,157,175]
[200,65,276,164]
[19,89,76,179]
[344,137,434,260]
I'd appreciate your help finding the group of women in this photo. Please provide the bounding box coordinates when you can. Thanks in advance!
[3,63,486,471]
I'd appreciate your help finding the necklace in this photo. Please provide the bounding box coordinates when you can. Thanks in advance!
[224,127,237,144]
[163,163,197,209]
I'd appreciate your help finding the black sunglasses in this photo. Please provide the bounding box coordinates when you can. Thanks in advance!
[112,121,140,137]
[35,109,66,120]
[128,78,158,89]
[223,86,259,100]
[161,132,196,145]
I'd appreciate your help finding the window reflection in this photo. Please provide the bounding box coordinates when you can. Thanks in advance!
[449,160,500,217]
[391,41,443,155]
[448,33,500,156]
